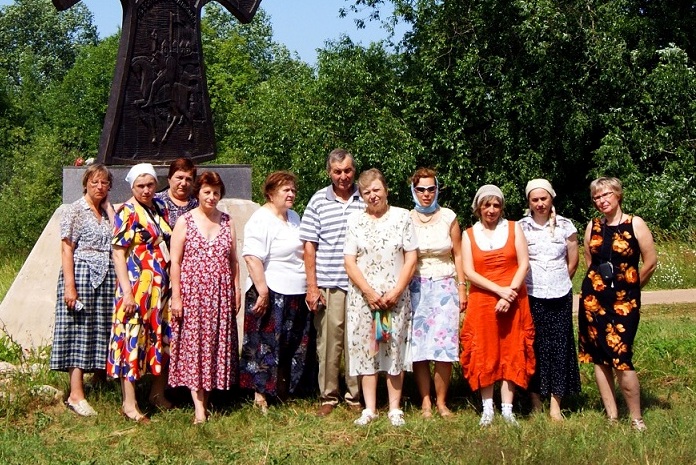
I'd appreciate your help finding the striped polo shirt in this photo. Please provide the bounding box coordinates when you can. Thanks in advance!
[300,184,364,291]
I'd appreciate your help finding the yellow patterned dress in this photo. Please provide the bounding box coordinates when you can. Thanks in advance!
[578,216,642,370]
[106,199,172,380]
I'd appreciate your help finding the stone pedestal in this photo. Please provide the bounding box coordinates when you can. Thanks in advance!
[62,164,252,203]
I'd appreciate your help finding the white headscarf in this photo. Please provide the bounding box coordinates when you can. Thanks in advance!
[524,178,558,236]
[471,184,504,212]
[525,178,556,199]
[125,163,158,188]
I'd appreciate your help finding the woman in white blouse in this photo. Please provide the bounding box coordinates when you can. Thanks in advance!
[518,179,581,421]
[239,171,316,414]
[408,168,467,418]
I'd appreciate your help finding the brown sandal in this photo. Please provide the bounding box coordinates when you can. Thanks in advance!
[119,408,151,424]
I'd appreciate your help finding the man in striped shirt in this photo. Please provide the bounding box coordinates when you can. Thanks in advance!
[300,149,364,417]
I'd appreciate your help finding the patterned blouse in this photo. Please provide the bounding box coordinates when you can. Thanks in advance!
[155,190,198,227]
[60,197,113,288]
[518,214,577,299]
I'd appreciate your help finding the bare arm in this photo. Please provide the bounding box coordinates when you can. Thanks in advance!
[168,216,187,320]
[228,217,242,314]
[450,219,468,312]
[566,232,579,279]
[510,222,529,290]
[60,239,78,310]
[112,246,136,318]
[632,216,657,288]
[583,220,593,268]
[244,255,269,316]
[382,250,418,308]
[303,241,325,311]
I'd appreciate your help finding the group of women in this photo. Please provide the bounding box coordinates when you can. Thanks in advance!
[49,160,657,430]
[51,159,241,424]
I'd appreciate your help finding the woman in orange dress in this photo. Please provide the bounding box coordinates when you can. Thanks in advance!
[459,184,535,426]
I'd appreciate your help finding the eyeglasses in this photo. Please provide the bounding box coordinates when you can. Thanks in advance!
[415,185,436,194]
[592,191,614,203]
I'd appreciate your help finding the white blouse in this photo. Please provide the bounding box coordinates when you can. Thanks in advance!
[242,207,306,295]
[518,215,577,299]
[412,207,457,279]
[471,218,509,251]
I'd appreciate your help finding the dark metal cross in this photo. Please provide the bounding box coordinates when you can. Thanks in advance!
[53,0,262,165]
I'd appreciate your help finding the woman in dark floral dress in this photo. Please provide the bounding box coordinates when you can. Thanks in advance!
[578,177,657,431]
[239,171,316,414]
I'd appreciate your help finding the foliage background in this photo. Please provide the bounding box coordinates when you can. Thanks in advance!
[0,0,695,257]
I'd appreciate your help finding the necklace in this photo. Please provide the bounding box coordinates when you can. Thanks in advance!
[415,210,435,224]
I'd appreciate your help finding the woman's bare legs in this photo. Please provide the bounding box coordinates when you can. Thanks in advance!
[433,362,453,415]
[67,367,86,403]
[192,389,209,423]
[386,372,404,411]
[594,364,618,419]
[413,361,432,415]
[616,369,642,420]
[361,374,378,412]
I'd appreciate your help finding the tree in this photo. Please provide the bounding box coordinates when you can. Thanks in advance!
[0,0,98,88]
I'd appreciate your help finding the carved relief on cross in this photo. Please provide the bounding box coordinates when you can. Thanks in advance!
[52,0,262,165]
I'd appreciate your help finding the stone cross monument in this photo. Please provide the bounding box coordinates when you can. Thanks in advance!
[52,0,262,165]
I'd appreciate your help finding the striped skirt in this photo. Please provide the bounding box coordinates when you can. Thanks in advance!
[49,260,115,372]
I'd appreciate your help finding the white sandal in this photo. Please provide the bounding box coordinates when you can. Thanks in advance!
[66,399,97,417]
[388,409,405,427]
[354,409,379,426]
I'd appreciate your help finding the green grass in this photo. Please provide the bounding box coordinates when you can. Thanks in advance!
[0,304,695,464]
[0,253,25,303]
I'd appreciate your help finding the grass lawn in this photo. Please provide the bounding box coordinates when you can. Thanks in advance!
[1,303,695,464]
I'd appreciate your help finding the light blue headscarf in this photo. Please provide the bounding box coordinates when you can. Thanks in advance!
[411,178,440,214]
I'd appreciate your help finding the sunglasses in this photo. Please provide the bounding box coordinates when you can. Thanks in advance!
[414,185,436,193]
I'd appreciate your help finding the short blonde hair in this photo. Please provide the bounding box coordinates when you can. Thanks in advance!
[82,164,112,194]
[357,168,388,195]
[590,176,623,204]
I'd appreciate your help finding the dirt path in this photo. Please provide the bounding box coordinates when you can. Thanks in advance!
[572,289,696,312]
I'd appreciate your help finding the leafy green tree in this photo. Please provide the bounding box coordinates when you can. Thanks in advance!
[0,0,98,88]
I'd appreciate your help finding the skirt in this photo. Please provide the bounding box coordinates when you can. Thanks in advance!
[528,293,581,397]
[239,286,317,398]
[50,260,115,372]
[409,276,460,362]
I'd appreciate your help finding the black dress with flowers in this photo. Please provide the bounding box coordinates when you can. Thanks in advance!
[578,216,642,371]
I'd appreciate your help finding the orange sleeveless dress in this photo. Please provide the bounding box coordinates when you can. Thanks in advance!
[459,221,536,390]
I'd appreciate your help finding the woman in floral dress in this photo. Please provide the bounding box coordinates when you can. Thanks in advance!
[169,171,240,424]
[578,177,657,431]
[408,168,467,418]
[107,163,172,423]
[344,168,418,427]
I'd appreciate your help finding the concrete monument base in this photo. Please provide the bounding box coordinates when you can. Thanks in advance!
[0,199,259,350]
